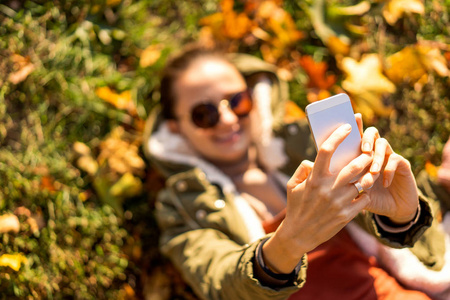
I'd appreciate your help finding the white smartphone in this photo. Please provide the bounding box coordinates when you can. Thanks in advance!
[305,93,361,173]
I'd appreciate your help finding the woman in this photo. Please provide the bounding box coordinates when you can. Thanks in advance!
[143,45,445,299]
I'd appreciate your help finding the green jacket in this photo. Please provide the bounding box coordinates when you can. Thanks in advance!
[143,54,442,300]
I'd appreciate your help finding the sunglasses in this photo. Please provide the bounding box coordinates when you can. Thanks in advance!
[189,89,253,129]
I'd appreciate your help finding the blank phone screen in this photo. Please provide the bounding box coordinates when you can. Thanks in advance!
[307,98,361,173]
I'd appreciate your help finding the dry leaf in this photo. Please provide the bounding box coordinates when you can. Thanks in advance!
[73,142,92,156]
[0,253,28,271]
[256,1,304,62]
[139,44,162,68]
[327,36,351,56]
[382,0,425,25]
[8,54,35,85]
[40,176,57,192]
[299,55,337,90]
[199,0,253,40]
[340,54,396,121]
[284,101,305,123]
[97,127,145,176]
[77,156,99,176]
[110,172,143,198]
[385,45,449,85]
[425,161,439,178]
[0,214,20,234]
[95,86,136,116]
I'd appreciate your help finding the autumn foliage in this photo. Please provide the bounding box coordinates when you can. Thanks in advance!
[0,0,449,299]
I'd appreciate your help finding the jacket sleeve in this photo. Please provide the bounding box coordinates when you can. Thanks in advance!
[155,188,307,300]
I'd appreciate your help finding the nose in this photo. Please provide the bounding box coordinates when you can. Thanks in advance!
[218,100,239,125]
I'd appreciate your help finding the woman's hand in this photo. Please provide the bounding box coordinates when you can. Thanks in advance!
[355,114,419,224]
[262,123,372,274]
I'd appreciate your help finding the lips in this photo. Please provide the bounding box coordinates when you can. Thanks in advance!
[213,130,242,144]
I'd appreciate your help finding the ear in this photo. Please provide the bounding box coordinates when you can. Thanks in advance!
[167,119,180,133]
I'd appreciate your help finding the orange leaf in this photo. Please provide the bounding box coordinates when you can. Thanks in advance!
[284,100,305,123]
[299,56,337,90]
[327,36,350,56]
[425,161,439,178]
[41,176,57,192]
[8,54,35,85]
[95,87,136,116]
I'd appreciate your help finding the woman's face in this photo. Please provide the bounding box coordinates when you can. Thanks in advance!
[170,58,252,164]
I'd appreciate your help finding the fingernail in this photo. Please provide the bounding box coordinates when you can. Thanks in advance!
[363,143,371,152]
[343,124,352,131]
[371,163,380,173]
[383,178,389,187]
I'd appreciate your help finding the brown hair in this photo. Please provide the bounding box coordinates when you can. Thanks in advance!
[159,45,229,120]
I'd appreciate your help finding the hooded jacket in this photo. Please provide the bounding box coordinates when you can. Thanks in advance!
[143,53,448,300]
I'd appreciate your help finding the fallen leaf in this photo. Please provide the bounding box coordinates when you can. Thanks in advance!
[385,44,449,86]
[77,155,99,176]
[73,142,92,156]
[95,86,136,116]
[299,55,337,90]
[284,101,305,123]
[110,172,143,198]
[425,161,439,178]
[0,214,20,234]
[0,253,28,271]
[139,44,162,68]
[8,54,35,85]
[340,54,396,122]
[199,0,253,40]
[40,176,57,192]
[97,126,145,176]
[382,0,425,25]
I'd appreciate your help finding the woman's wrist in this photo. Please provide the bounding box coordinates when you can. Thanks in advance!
[375,202,421,233]
[262,224,306,274]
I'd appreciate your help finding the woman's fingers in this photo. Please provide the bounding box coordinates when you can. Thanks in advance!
[355,113,363,137]
[361,127,380,153]
[370,138,393,173]
[288,160,314,190]
[337,152,373,183]
[313,124,352,175]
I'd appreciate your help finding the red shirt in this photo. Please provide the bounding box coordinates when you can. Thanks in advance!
[262,212,432,300]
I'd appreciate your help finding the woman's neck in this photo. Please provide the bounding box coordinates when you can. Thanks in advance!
[212,146,259,178]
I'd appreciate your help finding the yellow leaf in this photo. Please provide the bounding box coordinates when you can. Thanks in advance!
[385,44,449,85]
[0,214,20,234]
[382,0,424,25]
[340,54,395,121]
[139,44,162,68]
[0,253,27,271]
[110,172,143,198]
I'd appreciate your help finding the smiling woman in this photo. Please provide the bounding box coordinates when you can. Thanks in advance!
[143,44,448,300]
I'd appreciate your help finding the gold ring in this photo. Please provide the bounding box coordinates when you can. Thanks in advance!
[354,182,364,194]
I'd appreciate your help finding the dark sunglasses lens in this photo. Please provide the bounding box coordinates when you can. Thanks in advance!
[191,103,219,128]
[230,91,253,117]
